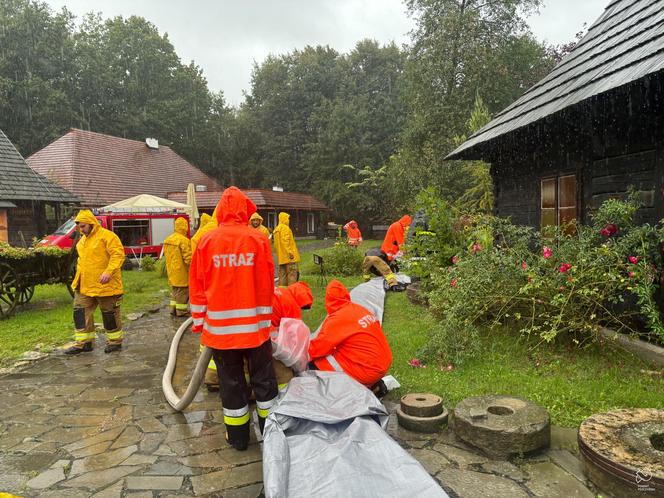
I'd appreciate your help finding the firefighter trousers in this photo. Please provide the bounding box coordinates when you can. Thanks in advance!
[73,292,124,346]
[277,263,298,287]
[362,256,397,286]
[212,340,278,449]
[169,286,189,316]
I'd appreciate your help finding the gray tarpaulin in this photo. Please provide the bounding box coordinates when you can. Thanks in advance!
[262,370,448,498]
[350,277,386,324]
[312,277,386,339]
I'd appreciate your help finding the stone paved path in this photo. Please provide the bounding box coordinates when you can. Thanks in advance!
[0,306,598,497]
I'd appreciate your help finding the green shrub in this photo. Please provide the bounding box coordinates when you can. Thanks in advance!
[323,241,364,276]
[155,258,167,278]
[419,192,664,363]
[140,255,156,272]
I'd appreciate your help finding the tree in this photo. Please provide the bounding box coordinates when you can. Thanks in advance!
[392,0,554,207]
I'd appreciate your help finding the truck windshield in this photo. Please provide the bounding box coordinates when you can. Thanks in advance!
[54,218,76,235]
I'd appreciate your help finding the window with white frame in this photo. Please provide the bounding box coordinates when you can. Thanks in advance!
[307,213,315,234]
[267,212,278,229]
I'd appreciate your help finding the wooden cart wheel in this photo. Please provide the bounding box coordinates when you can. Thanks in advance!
[17,285,35,305]
[0,262,20,318]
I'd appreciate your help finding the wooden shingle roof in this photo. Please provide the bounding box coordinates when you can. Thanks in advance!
[0,129,79,203]
[448,0,664,160]
[167,189,330,211]
[26,129,222,207]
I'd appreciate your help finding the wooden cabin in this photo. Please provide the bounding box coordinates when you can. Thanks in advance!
[447,0,664,229]
[168,188,330,238]
[0,129,79,245]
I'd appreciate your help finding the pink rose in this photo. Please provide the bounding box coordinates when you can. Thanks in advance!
[628,256,639,264]
[450,279,458,288]
[521,261,528,270]
[628,271,635,278]
[559,263,572,273]
[452,255,460,264]
[471,243,482,254]
[601,224,617,238]
[543,246,552,259]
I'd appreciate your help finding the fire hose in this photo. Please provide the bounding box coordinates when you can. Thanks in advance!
[161,317,211,411]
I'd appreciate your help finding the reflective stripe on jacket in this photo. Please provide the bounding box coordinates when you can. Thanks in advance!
[273,212,300,265]
[189,187,275,350]
[163,217,192,287]
[309,280,392,386]
[72,210,125,297]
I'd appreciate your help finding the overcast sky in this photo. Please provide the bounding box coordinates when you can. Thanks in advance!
[43,0,608,106]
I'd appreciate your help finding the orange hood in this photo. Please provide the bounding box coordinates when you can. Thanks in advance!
[289,281,313,309]
[215,187,256,225]
[399,215,412,228]
[325,279,350,315]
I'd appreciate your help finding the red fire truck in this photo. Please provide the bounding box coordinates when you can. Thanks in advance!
[39,212,190,258]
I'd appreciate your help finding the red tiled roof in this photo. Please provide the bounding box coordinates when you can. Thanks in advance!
[26,129,222,207]
[167,189,329,211]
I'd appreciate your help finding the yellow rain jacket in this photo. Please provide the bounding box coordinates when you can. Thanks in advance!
[191,211,217,254]
[163,217,192,287]
[273,212,300,265]
[71,210,125,296]
[249,212,271,239]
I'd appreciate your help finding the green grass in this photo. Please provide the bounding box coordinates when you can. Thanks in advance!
[0,270,168,367]
[297,242,664,427]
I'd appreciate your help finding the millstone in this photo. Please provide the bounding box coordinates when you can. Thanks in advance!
[578,408,664,497]
[401,393,444,417]
[451,395,550,458]
[397,406,448,433]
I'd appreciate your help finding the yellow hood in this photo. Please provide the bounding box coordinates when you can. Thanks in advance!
[75,210,99,226]
[250,212,264,224]
[174,217,188,236]
[199,213,212,227]
[278,212,290,226]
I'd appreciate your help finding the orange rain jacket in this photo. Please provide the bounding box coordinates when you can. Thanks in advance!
[308,280,392,386]
[343,220,363,246]
[271,281,313,327]
[380,215,412,261]
[189,187,275,350]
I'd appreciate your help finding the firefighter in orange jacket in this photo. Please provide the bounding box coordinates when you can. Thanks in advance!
[308,280,392,387]
[272,281,313,327]
[380,215,412,261]
[189,187,277,451]
[268,281,313,389]
[343,220,363,247]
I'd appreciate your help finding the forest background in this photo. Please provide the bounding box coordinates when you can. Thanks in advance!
[0,0,579,226]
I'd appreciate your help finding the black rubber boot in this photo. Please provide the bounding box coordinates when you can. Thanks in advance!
[104,343,122,354]
[64,342,93,355]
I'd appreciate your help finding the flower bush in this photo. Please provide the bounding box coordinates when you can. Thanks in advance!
[418,192,664,363]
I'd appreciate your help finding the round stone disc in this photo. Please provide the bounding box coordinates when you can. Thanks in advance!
[401,393,444,417]
[451,395,550,458]
[578,408,664,497]
[397,406,448,433]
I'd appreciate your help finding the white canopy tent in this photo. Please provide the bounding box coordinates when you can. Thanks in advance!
[99,194,190,213]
